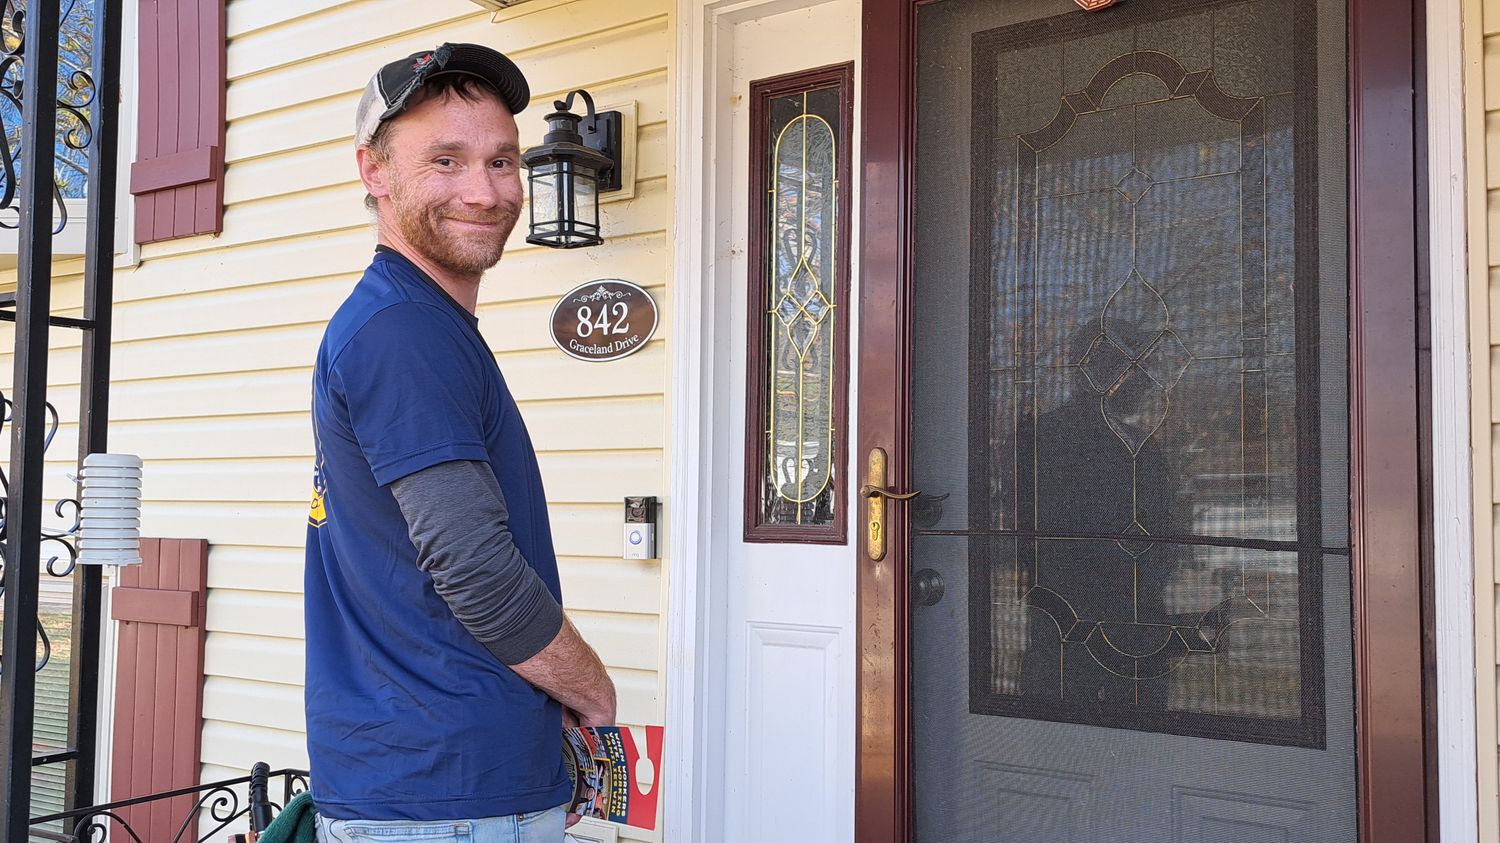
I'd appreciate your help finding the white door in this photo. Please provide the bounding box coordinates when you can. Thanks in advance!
[708,2,860,841]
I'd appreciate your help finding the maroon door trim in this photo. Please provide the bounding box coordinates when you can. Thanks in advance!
[1345,0,1427,836]
[853,0,1429,841]
[855,3,916,840]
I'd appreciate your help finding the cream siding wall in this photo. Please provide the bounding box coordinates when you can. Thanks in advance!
[0,1,671,835]
[1477,0,1500,834]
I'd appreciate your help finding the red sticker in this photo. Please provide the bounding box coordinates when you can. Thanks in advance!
[1075,0,1118,9]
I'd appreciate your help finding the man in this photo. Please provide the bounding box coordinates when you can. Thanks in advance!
[304,43,616,842]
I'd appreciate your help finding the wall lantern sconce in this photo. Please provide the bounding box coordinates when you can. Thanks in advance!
[521,89,623,249]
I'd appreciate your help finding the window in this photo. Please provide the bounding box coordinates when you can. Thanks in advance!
[743,63,853,544]
[0,0,102,265]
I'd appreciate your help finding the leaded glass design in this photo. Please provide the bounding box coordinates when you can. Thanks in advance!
[956,0,1342,747]
[748,77,849,538]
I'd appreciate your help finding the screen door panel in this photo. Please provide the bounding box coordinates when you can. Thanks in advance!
[909,0,1356,838]
[968,4,1333,745]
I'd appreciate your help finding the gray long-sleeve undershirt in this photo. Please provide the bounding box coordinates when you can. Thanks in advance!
[389,459,564,665]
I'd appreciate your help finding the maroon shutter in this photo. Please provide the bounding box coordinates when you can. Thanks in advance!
[109,539,209,841]
[130,0,226,244]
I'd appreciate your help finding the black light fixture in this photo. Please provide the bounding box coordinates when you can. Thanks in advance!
[521,89,622,249]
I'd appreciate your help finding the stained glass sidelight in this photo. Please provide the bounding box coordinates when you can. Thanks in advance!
[948,0,1345,747]
[744,66,852,543]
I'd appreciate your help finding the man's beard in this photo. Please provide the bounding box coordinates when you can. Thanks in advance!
[388,181,520,276]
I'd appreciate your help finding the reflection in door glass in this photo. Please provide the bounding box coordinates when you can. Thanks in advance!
[965,0,1342,747]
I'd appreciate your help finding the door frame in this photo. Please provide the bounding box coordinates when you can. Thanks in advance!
[665,1,865,840]
[853,0,1431,840]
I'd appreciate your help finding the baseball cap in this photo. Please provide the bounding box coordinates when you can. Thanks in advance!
[355,43,530,147]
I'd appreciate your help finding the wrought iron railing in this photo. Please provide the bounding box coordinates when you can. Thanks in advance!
[0,0,123,836]
[0,390,84,832]
[28,764,310,843]
[0,392,85,667]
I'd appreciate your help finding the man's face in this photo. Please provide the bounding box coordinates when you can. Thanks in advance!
[368,85,524,276]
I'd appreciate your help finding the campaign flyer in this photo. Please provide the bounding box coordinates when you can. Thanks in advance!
[563,725,665,831]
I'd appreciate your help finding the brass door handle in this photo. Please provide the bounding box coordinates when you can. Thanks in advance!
[864,447,919,561]
[860,485,920,501]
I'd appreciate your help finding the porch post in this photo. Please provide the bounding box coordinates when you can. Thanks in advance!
[0,0,63,837]
[67,0,123,821]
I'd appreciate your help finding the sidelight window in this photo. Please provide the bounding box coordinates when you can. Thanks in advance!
[743,64,854,544]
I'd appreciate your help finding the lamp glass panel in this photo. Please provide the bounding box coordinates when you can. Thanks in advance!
[572,168,599,231]
[528,162,562,229]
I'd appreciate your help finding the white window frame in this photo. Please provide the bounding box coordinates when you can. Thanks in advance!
[0,0,139,272]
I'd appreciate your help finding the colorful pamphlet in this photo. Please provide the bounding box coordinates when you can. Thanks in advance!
[563,725,665,831]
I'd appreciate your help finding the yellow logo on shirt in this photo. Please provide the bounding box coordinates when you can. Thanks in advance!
[309,393,328,528]
[308,474,327,528]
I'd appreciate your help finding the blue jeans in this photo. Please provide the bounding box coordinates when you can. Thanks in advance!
[315,806,566,843]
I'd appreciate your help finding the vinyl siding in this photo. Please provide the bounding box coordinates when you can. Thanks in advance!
[0,1,670,836]
[1479,0,1500,834]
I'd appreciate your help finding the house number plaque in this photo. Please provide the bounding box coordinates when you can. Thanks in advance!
[550,280,659,362]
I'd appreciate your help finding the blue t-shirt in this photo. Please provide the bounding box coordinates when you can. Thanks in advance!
[304,246,570,820]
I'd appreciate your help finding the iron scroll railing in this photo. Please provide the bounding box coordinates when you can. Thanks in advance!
[0,0,124,837]
[28,764,311,843]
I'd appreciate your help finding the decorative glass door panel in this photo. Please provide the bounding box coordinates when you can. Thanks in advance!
[909,0,1356,838]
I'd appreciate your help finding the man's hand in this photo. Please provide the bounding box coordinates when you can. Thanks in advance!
[516,621,613,833]
[511,616,617,725]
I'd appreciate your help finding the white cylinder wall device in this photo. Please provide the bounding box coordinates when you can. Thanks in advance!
[77,453,142,566]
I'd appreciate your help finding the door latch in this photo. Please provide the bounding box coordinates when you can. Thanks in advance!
[862,447,919,561]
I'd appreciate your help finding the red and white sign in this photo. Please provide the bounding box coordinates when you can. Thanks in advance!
[564,725,665,830]
[1075,0,1118,9]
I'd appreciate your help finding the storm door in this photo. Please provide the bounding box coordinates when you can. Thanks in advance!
[853,0,1426,837]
